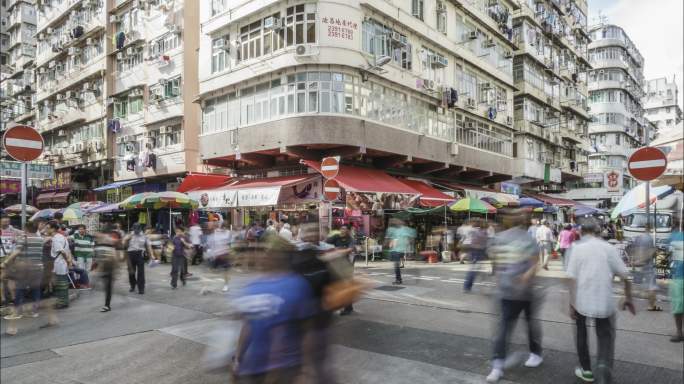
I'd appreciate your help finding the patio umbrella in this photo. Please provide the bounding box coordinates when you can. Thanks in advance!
[119,192,156,210]
[573,204,602,216]
[68,201,105,213]
[89,203,123,214]
[3,204,39,215]
[29,208,59,222]
[611,183,674,219]
[59,201,106,222]
[449,197,496,218]
[140,191,199,210]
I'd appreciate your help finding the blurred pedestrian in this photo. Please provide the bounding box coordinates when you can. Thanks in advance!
[70,225,94,288]
[47,221,72,309]
[566,218,635,383]
[464,219,487,292]
[457,220,474,264]
[486,211,542,383]
[558,224,575,270]
[1,213,21,308]
[325,224,355,315]
[204,221,232,292]
[279,223,294,241]
[630,225,660,311]
[170,226,192,289]
[668,221,683,342]
[536,220,554,270]
[527,219,539,239]
[97,226,123,313]
[386,218,416,285]
[2,222,42,322]
[123,223,152,294]
[232,235,315,383]
[189,221,203,266]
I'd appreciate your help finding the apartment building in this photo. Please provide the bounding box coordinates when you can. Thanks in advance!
[563,23,648,208]
[510,0,591,192]
[0,0,37,130]
[197,0,528,185]
[32,0,200,203]
[644,76,682,132]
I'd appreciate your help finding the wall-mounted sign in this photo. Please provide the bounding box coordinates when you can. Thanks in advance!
[583,172,603,183]
[0,179,21,194]
[1,161,54,180]
[604,169,621,193]
[318,3,361,51]
[41,169,71,191]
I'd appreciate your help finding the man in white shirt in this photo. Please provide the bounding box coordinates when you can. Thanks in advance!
[188,223,203,266]
[535,220,554,270]
[566,218,635,383]
[279,223,293,241]
[47,222,72,309]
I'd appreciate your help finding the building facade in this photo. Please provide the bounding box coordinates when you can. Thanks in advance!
[510,0,591,192]
[644,77,682,132]
[197,0,589,186]
[1,0,37,132]
[563,23,648,208]
[31,0,201,203]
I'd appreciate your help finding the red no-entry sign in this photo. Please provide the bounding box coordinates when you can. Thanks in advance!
[628,147,668,181]
[2,125,44,162]
[324,179,342,201]
[321,156,340,179]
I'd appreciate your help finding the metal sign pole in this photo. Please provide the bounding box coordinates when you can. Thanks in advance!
[21,162,28,230]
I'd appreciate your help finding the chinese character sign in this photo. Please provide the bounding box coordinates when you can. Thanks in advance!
[318,4,361,51]
[41,169,71,191]
[0,179,21,194]
[605,170,621,193]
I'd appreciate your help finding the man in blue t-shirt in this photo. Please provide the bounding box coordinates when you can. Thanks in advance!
[232,235,315,382]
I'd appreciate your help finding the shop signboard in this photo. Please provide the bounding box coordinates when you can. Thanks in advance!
[318,3,361,52]
[279,177,321,204]
[500,182,520,196]
[237,187,281,207]
[189,189,238,209]
[583,172,604,184]
[41,169,71,191]
[1,179,21,194]
[604,170,621,193]
[1,161,54,180]
[346,192,418,213]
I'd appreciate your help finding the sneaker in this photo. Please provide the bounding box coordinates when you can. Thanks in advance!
[100,306,111,312]
[486,368,504,383]
[222,284,229,292]
[392,280,403,285]
[574,367,595,382]
[3,313,22,320]
[524,353,543,368]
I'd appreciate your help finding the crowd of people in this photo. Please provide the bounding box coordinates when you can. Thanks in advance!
[1,209,682,384]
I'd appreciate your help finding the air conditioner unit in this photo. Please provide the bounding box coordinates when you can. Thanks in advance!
[168,24,182,34]
[38,33,45,40]
[83,82,91,91]
[506,116,513,126]
[110,15,120,23]
[465,121,475,129]
[86,38,94,45]
[58,129,66,136]
[159,126,169,134]
[116,136,124,144]
[55,63,64,72]
[294,44,316,57]
[65,90,76,99]
[465,98,476,109]
[159,78,168,86]
[39,67,46,74]
[56,93,65,101]
[130,88,143,97]
[116,52,123,60]
[467,31,478,40]
[482,37,496,48]
[481,81,492,89]
[422,79,435,90]
[126,47,134,55]
[144,131,154,138]
[47,27,54,34]
[430,54,448,68]
[74,143,85,152]
[263,16,282,30]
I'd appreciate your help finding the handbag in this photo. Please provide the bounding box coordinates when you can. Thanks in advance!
[321,278,368,311]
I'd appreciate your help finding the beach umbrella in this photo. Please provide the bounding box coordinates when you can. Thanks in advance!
[611,183,674,219]
[3,204,38,215]
[29,208,59,222]
[119,192,156,210]
[449,197,497,216]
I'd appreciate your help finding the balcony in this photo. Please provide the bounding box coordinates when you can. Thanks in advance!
[35,56,105,102]
[449,0,517,49]
[37,0,87,34]
[515,81,562,111]
[8,10,37,28]
[35,18,105,68]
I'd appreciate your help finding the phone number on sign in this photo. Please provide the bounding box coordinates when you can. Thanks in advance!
[327,25,354,40]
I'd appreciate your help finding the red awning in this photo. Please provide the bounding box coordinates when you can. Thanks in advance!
[177,173,232,193]
[527,193,576,207]
[302,161,419,194]
[36,192,56,204]
[52,191,70,204]
[398,179,455,207]
[226,174,317,189]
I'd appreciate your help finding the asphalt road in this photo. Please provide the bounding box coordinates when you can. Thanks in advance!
[1,259,682,384]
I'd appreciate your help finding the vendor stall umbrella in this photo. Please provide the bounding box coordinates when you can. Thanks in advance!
[4,204,38,215]
[119,192,157,210]
[29,208,59,222]
[610,183,674,219]
[59,201,106,222]
[449,197,497,219]
[137,192,199,235]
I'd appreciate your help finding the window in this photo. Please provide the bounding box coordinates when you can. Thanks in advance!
[116,45,144,72]
[362,19,412,70]
[412,0,424,20]
[165,125,182,146]
[149,33,180,57]
[212,0,228,16]
[114,98,128,118]
[285,4,316,46]
[211,36,228,73]
[164,77,181,98]
[129,95,143,115]
[436,1,447,34]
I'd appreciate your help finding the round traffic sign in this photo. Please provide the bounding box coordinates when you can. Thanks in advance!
[628,147,668,181]
[324,179,342,201]
[2,125,44,162]
[321,156,340,179]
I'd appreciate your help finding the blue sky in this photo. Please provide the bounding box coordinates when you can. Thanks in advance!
[588,0,683,108]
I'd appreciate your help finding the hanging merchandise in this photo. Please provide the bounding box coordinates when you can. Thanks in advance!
[108,119,121,133]
[450,88,458,106]
[146,153,157,170]
[488,106,497,120]
[72,26,84,39]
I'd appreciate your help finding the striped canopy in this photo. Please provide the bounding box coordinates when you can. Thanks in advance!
[449,197,497,214]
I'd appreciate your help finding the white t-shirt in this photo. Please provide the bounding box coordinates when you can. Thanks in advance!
[566,235,629,318]
[189,225,202,245]
[536,225,553,243]
[51,233,70,275]
[279,228,293,241]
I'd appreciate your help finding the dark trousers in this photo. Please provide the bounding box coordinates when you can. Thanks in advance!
[464,249,484,291]
[102,260,115,307]
[171,256,187,288]
[391,251,402,282]
[68,267,89,286]
[576,313,615,383]
[493,299,543,361]
[15,275,41,311]
[192,245,203,265]
[127,250,145,293]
